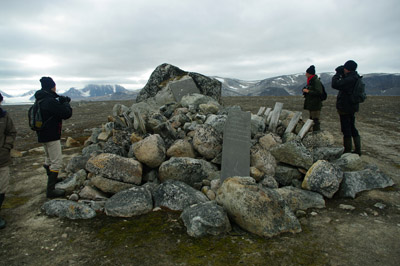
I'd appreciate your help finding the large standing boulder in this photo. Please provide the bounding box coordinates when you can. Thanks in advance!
[270,140,313,169]
[136,63,221,103]
[132,134,166,168]
[302,160,343,198]
[192,124,222,160]
[105,186,153,217]
[159,157,218,187]
[153,180,209,211]
[180,201,231,237]
[338,166,394,198]
[41,199,96,219]
[216,176,301,238]
[86,153,142,185]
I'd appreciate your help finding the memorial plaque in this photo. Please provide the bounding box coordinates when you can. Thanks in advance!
[220,109,251,182]
[169,77,201,102]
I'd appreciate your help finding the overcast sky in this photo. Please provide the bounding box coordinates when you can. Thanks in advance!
[1,0,399,95]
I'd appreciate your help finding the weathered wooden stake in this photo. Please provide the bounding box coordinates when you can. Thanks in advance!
[298,119,314,139]
[284,111,302,134]
[268,102,283,132]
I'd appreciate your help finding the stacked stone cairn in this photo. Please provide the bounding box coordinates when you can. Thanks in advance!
[42,64,394,238]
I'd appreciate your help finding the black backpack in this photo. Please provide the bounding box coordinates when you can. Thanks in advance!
[320,82,328,101]
[28,99,52,131]
[349,76,367,104]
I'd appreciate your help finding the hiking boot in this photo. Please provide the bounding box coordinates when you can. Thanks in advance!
[43,165,63,183]
[343,137,352,153]
[352,135,362,156]
[46,171,65,198]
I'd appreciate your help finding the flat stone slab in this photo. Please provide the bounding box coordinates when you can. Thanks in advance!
[169,77,200,102]
[220,109,251,181]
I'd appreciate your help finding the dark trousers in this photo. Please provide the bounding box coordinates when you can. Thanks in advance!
[339,112,359,137]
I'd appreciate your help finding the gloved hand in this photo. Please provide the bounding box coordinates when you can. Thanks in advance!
[335,65,344,76]
[59,96,71,104]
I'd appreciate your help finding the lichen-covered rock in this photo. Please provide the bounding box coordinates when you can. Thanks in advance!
[302,130,335,149]
[251,114,266,137]
[79,185,109,200]
[338,165,394,198]
[56,169,87,193]
[250,144,277,176]
[153,180,209,211]
[181,93,220,111]
[199,102,220,115]
[333,153,365,172]
[259,133,282,150]
[86,153,142,184]
[90,175,135,194]
[180,201,231,237]
[204,114,227,135]
[302,160,343,198]
[159,157,218,187]
[132,134,166,168]
[275,186,325,211]
[270,140,313,169]
[216,176,301,238]
[65,154,91,174]
[41,199,96,219]
[105,186,153,217]
[312,147,344,162]
[166,139,196,158]
[274,164,303,186]
[192,124,222,160]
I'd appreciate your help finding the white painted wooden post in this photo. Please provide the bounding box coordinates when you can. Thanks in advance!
[268,102,283,132]
[284,111,302,134]
[298,119,314,139]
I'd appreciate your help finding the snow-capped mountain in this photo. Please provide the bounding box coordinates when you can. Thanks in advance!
[217,73,400,96]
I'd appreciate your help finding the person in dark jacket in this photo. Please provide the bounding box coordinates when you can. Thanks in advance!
[302,65,323,131]
[0,93,17,229]
[35,77,72,198]
[331,60,362,155]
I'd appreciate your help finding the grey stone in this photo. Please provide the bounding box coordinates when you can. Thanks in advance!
[221,109,251,181]
[166,139,196,158]
[251,114,266,137]
[270,139,313,169]
[86,153,142,185]
[259,175,279,189]
[112,104,130,117]
[302,160,343,198]
[79,185,109,200]
[259,133,282,150]
[193,124,222,160]
[132,134,166,168]
[41,199,96,219]
[338,167,394,198]
[159,157,218,187]
[105,186,153,217]
[56,169,87,193]
[65,154,91,174]
[302,130,335,149]
[153,180,209,211]
[313,147,344,162]
[216,176,301,238]
[180,201,231,237]
[250,144,277,177]
[181,93,219,111]
[204,114,227,135]
[90,175,135,194]
[199,102,220,115]
[334,153,365,172]
[274,164,303,186]
[275,186,325,211]
[82,144,103,157]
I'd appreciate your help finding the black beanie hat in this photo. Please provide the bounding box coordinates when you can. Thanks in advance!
[40,77,56,91]
[344,60,357,71]
[306,65,315,75]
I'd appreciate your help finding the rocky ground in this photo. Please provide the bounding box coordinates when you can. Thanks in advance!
[0,96,399,266]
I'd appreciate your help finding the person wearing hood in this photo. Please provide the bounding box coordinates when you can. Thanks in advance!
[302,65,323,131]
[34,77,72,198]
[331,60,362,155]
[0,93,17,229]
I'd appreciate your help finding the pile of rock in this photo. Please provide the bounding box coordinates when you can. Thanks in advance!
[42,64,394,238]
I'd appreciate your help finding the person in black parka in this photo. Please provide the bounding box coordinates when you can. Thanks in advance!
[302,65,323,131]
[331,60,362,155]
[35,77,72,198]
